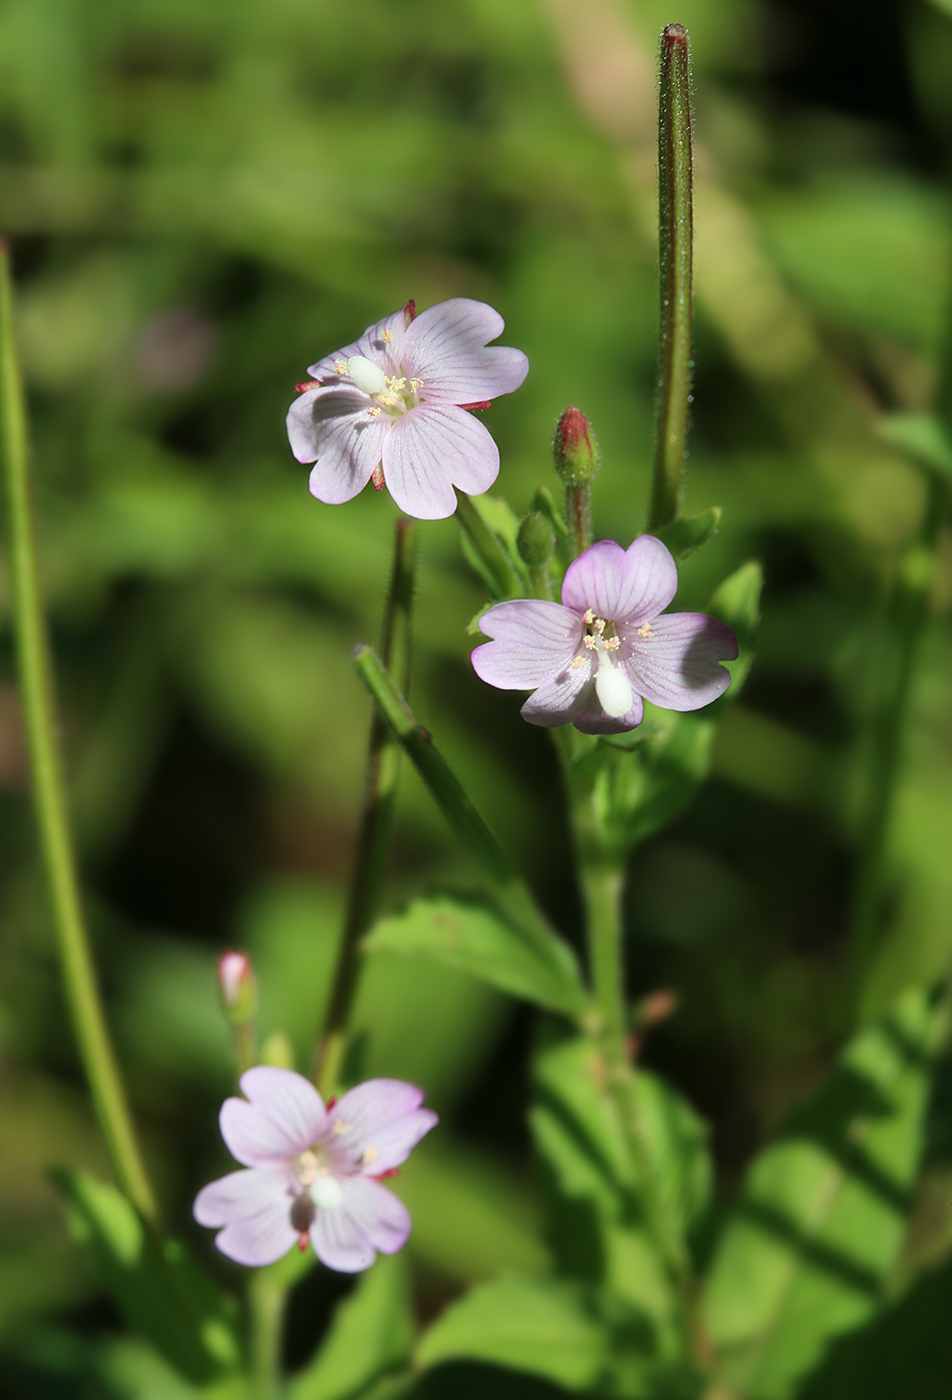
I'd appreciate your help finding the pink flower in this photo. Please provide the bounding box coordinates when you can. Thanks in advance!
[194,1067,437,1273]
[471,536,737,734]
[286,298,528,520]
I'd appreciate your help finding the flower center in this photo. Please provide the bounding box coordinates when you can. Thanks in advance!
[295,1146,343,1210]
[581,608,633,719]
[340,354,423,419]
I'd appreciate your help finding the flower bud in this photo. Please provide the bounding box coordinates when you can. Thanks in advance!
[517,511,554,570]
[218,950,257,1027]
[553,406,599,486]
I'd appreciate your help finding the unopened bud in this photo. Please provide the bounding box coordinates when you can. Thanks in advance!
[553,406,599,486]
[218,950,257,1026]
[517,512,554,569]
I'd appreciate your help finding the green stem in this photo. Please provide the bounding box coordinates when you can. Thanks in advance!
[455,489,522,598]
[847,476,944,1023]
[649,23,694,533]
[565,483,592,560]
[248,1268,284,1400]
[317,519,418,1095]
[0,243,156,1221]
[351,644,558,954]
[551,728,689,1295]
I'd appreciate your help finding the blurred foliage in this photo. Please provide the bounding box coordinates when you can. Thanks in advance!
[2,0,952,1397]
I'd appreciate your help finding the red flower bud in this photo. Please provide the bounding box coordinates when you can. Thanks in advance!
[553,406,599,486]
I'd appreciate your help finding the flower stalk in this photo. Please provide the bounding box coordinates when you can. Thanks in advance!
[552,727,690,1304]
[649,23,694,533]
[317,517,419,1096]
[0,242,156,1222]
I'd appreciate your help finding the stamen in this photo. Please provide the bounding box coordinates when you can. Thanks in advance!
[367,406,382,417]
[334,360,348,375]
[571,655,588,670]
[381,328,394,343]
[295,380,320,393]
[638,623,654,638]
[363,1146,378,1165]
[583,609,595,624]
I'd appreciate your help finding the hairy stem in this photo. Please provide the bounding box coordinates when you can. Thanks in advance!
[0,243,156,1220]
[649,23,694,533]
[317,518,418,1094]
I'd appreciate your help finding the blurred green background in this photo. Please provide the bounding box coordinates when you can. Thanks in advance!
[2,0,952,1391]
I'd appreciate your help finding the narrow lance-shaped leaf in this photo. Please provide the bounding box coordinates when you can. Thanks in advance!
[351,645,588,1019]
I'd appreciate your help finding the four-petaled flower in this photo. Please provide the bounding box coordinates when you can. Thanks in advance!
[471,536,738,734]
[194,1067,437,1272]
[287,298,528,521]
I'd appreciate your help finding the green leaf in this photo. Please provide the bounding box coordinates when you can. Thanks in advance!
[288,1254,413,1400]
[457,493,528,598]
[877,413,952,480]
[365,893,588,1017]
[702,987,941,1400]
[654,507,722,562]
[796,1247,952,1400]
[54,1170,241,1385]
[530,1032,710,1333]
[590,712,715,857]
[415,1276,665,1398]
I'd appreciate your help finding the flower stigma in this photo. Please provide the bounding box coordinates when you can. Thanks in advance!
[581,610,632,718]
[344,355,424,418]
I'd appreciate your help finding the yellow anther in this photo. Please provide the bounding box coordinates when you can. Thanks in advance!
[381,328,394,343]
[409,378,422,390]
[583,609,595,625]
[367,406,382,417]
[571,655,588,669]
[332,1120,349,1135]
[593,618,606,635]
[638,623,654,639]
[363,1146,378,1165]
[583,636,596,650]
[334,360,348,375]
[386,376,407,394]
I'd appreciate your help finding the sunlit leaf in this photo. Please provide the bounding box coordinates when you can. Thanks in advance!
[54,1171,241,1385]
[289,1254,413,1400]
[364,893,588,1016]
[415,1275,666,1397]
[703,987,942,1400]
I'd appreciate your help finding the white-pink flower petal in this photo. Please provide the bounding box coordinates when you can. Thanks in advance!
[621,613,737,711]
[473,601,582,689]
[195,1168,298,1267]
[562,536,679,625]
[339,1177,411,1255]
[329,1079,439,1174]
[403,298,528,403]
[383,404,499,519]
[220,1067,326,1167]
[310,1202,376,1273]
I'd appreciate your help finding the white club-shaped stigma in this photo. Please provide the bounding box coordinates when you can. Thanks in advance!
[347,355,388,396]
[309,1174,343,1210]
[595,656,633,718]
